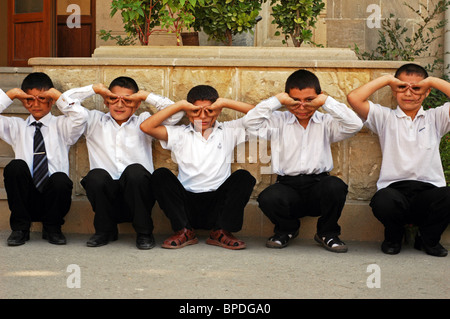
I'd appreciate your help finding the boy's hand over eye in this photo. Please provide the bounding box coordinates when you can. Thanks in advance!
[93,83,118,104]
[275,92,301,107]
[388,76,410,93]
[302,93,327,109]
[409,78,431,95]
[38,88,61,104]
[6,88,35,108]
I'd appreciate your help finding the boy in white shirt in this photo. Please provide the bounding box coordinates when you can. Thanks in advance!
[347,63,450,257]
[0,72,88,246]
[64,77,183,250]
[140,85,256,250]
[243,69,363,253]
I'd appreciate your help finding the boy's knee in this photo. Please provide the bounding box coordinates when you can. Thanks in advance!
[81,168,112,188]
[321,176,348,198]
[257,185,282,207]
[370,188,402,218]
[123,163,148,176]
[4,159,29,178]
[152,167,173,181]
[48,172,73,191]
[233,169,256,186]
[122,164,151,184]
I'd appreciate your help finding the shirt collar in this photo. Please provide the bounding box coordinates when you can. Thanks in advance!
[394,106,425,119]
[184,121,223,133]
[101,112,137,125]
[286,111,322,125]
[27,112,52,127]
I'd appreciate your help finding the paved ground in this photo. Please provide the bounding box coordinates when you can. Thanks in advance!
[1,230,448,304]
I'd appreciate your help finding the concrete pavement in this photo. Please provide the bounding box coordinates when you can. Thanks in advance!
[1,230,448,302]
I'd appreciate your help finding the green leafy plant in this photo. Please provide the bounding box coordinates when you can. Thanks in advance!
[99,0,164,46]
[159,0,204,45]
[193,0,266,46]
[269,0,325,47]
[354,1,449,62]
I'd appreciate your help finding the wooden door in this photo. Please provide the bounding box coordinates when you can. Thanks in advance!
[7,0,55,67]
[56,0,96,58]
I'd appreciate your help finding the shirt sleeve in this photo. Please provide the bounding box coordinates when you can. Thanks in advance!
[160,125,182,151]
[146,93,184,126]
[0,89,13,112]
[432,102,450,137]
[55,90,89,145]
[242,96,282,139]
[0,89,21,145]
[321,96,364,143]
[62,85,96,103]
[364,101,390,135]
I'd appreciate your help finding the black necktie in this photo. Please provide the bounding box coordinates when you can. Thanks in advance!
[32,122,48,192]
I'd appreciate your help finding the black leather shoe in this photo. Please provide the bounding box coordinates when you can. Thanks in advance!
[7,230,30,246]
[414,235,448,257]
[87,231,118,247]
[42,230,67,245]
[381,240,401,255]
[136,233,155,250]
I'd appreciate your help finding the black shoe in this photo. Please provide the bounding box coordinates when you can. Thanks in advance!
[314,234,348,253]
[7,230,30,246]
[381,240,401,255]
[136,233,155,250]
[42,229,67,245]
[87,231,118,247]
[266,230,299,248]
[414,234,448,257]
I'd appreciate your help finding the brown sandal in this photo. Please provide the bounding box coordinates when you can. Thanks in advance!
[206,229,246,250]
[162,228,198,249]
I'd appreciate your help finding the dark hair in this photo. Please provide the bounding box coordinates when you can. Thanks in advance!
[394,63,428,79]
[21,72,54,92]
[187,85,219,104]
[285,69,321,94]
[109,76,139,93]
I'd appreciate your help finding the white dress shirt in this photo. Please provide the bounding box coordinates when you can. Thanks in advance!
[62,85,183,179]
[0,89,88,176]
[161,119,247,193]
[243,96,363,176]
[365,101,450,190]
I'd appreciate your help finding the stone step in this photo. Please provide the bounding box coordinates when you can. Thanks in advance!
[0,67,33,114]
[0,198,448,243]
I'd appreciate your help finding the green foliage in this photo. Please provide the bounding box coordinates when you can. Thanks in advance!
[193,0,266,46]
[270,0,325,47]
[99,0,204,45]
[354,1,449,63]
[159,0,204,44]
[99,0,164,45]
[353,1,450,185]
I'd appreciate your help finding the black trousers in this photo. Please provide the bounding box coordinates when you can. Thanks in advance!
[370,180,450,246]
[151,167,256,232]
[4,159,73,232]
[257,173,348,238]
[80,164,155,235]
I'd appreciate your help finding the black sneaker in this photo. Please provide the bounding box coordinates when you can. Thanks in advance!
[266,230,299,248]
[314,234,348,253]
